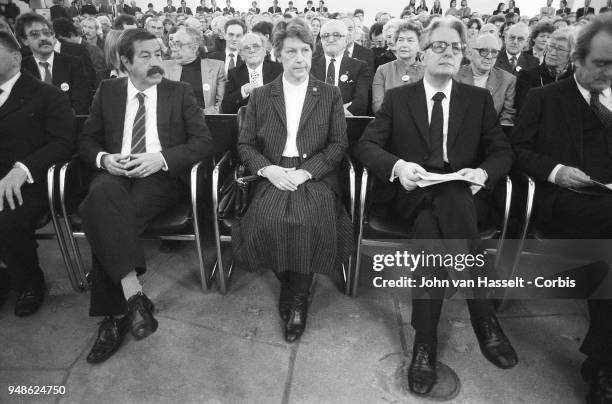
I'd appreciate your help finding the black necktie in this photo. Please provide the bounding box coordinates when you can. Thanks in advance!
[131,93,147,154]
[39,61,52,84]
[428,92,445,170]
[510,55,517,72]
[228,53,235,72]
[326,58,336,85]
[590,90,612,128]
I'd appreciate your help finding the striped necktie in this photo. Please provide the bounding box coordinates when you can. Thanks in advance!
[39,61,52,84]
[590,90,612,128]
[131,93,147,154]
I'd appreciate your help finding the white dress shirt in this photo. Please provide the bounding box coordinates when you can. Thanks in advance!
[390,78,453,181]
[548,76,612,183]
[240,62,264,99]
[346,43,354,58]
[96,79,167,170]
[282,74,308,157]
[0,72,33,183]
[324,53,343,87]
[34,52,54,82]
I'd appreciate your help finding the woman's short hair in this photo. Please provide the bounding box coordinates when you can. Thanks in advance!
[550,26,576,53]
[393,21,422,43]
[574,13,612,62]
[529,21,554,44]
[369,22,384,40]
[104,29,124,70]
[382,18,403,37]
[467,17,482,30]
[420,16,466,50]
[272,18,313,58]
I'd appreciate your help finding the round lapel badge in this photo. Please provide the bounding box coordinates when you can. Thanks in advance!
[340,74,348,82]
[202,83,211,92]
[401,75,410,82]
[60,82,70,91]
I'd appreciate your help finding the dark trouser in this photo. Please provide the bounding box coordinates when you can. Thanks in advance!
[0,183,47,292]
[541,189,612,362]
[393,181,495,344]
[275,271,314,296]
[81,172,182,317]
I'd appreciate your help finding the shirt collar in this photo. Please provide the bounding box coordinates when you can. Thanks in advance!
[225,48,237,57]
[127,77,157,100]
[54,40,61,53]
[574,74,612,101]
[324,52,343,66]
[282,73,309,90]
[247,62,263,74]
[346,43,354,56]
[507,51,518,61]
[34,52,55,68]
[0,71,21,95]
[423,77,453,102]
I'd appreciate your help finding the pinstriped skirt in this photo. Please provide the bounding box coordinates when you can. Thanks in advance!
[232,157,353,275]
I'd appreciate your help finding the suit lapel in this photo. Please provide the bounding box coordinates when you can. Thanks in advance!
[112,78,128,144]
[156,79,171,146]
[0,74,34,120]
[456,66,474,86]
[561,79,585,161]
[405,81,430,145]
[297,76,320,134]
[447,80,468,150]
[270,76,287,130]
[51,52,65,87]
[487,68,502,95]
[311,56,325,82]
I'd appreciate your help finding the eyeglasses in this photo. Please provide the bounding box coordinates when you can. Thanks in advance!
[425,41,465,55]
[473,48,500,58]
[26,29,55,39]
[507,35,526,42]
[169,41,195,49]
[241,44,262,52]
[545,44,570,54]
[321,32,346,41]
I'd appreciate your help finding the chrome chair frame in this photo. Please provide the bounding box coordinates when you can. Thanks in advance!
[352,168,513,297]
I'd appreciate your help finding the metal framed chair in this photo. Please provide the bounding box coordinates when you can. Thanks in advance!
[211,107,357,295]
[352,168,513,297]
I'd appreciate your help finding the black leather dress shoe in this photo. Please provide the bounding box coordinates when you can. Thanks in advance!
[14,281,45,317]
[127,292,158,340]
[472,315,518,369]
[582,359,612,404]
[86,316,129,364]
[408,342,437,395]
[284,293,309,343]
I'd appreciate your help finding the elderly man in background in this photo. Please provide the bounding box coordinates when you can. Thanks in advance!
[340,15,374,76]
[221,32,282,113]
[311,19,370,116]
[163,27,225,114]
[495,22,539,75]
[456,33,516,132]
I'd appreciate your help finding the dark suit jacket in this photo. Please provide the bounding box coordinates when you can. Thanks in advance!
[57,40,98,91]
[514,62,574,112]
[268,5,281,12]
[178,6,192,14]
[79,78,213,178]
[163,5,177,12]
[495,49,539,76]
[350,43,375,76]
[50,5,69,20]
[237,75,348,194]
[576,6,595,18]
[221,61,283,113]
[223,6,235,13]
[207,50,243,68]
[80,4,98,15]
[355,79,513,204]
[0,72,74,182]
[310,54,370,116]
[22,52,92,115]
[556,7,571,14]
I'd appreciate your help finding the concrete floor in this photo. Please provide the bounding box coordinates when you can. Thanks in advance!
[0,233,593,404]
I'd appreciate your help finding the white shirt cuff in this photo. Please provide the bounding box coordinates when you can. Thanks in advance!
[303,170,312,180]
[14,162,34,184]
[548,164,563,184]
[159,152,169,171]
[257,166,268,177]
[96,152,108,169]
[390,159,404,182]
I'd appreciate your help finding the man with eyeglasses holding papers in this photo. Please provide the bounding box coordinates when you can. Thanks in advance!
[456,33,517,133]
[495,22,539,76]
[221,32,282,113]
[356,16,516,397]
[310,20,370,116]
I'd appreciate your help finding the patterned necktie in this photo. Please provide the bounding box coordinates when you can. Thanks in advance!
[250,70,260,86]
[131,93,147,154]
[228,53,235,72]
[39,61,52,84]
[427,92,445,170]
[510,55,517,72]
[326,57,336,85]
[590,90,612,128]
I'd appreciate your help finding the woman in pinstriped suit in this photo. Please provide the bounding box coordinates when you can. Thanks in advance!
[233,18,353,343]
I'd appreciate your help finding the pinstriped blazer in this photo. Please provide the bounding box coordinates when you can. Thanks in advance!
[237,74,348,194]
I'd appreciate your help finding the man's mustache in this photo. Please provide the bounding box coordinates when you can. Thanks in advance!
[39,40,53,47]
[147,66,165,76]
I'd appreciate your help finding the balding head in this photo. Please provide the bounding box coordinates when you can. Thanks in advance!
[320,20,348,57]
[340,16,356,46]
[504,23,529,56]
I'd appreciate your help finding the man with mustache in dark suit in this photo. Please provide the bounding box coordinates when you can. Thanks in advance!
[78,29,213,364]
